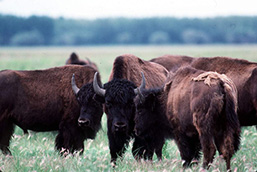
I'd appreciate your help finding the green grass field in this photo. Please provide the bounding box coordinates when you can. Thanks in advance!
[0,45,257,172]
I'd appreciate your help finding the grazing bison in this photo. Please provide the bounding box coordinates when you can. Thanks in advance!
[93,54,168,163]
[191,57,257,127]
[66,52,98,70]
[0,65,103,155]
[150,54,194,72]
[134,67,241,170]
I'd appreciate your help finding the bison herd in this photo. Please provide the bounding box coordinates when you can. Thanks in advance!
[1,52,257,170]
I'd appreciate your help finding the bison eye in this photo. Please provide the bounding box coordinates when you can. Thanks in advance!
[105,101,112,108]
[77,97,82,103]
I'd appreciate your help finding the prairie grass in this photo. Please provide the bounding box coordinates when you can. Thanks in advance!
[0,45,256,172]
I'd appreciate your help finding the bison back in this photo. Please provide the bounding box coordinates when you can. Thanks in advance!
[109,54,169,89]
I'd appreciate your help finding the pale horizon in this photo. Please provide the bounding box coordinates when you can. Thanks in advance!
[0,0,257,19]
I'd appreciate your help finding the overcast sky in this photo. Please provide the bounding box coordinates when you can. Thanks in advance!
[0,0,256,19]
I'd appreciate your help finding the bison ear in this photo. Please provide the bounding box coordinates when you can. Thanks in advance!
[70,52,79,61]
[164,79,173,92]
[86,57,92,65]
[163,72,174,92]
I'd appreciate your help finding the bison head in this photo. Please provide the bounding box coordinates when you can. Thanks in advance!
[134,73,171,141]
[133,73,155,137]
[93,72,145,136]
[71,74,103,139]
[134,88,161,138]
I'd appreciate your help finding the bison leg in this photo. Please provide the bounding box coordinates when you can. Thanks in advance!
[213,133,223,155]
[213,119,240,170]
[23,129,28,134]
[132,136,149,160]
[143,149,154,161]
[155,144,163,161]
[107,131,129,164]
[110,142,126,164]
[0,119,14,155]
[175,134,199,168]
[153,138,165,161]
[56,121,85,155]
[215,132,235,171]
[199,134,216,169]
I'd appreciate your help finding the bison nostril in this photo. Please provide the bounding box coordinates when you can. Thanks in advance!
[84,119,90,126]
[78,118,90,126]
[114,122,127,130]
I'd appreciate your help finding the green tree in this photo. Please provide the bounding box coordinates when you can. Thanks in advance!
[148,31,170,44]
[182,29,211,44]
[10,30,44,46]
[116,32,133,44]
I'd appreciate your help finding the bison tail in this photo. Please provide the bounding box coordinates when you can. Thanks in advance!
[223,82,241,152]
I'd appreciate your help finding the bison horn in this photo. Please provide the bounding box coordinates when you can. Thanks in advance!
[134,72,146,95]
[86,57,92,65]
[93,72,106,97]
[71,74,80,95]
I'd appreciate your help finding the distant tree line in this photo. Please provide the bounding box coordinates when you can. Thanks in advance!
[0,14,257,46]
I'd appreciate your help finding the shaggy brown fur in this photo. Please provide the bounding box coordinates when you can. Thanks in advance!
[0,65,103,155]
[191,56,257,127]
[109,54,169,88]
[134,67,240,170]
[150,54,194,72]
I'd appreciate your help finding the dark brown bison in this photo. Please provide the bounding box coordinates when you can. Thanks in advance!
[190,57,257,127]
[134,67,241,170]
[150,54,194,72]
[66,52,98,70]
[0,65,103,155]
[133,73,173,161]
[93,54,169,163]
[152,55,257,127]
